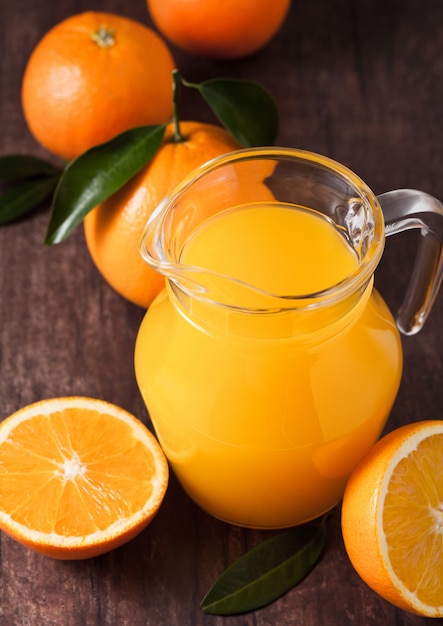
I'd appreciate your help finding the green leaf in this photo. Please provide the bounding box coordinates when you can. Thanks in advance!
[45,123,167,245]
[196,78,279,147]
[0,175,59,225]
[200,521,326,615]
[0,155,61,181]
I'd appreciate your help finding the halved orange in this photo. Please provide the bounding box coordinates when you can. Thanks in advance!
[341,420,443,617]
[0,397,168,559]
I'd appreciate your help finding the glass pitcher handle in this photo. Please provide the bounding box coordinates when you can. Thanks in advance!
[377,189,443,335]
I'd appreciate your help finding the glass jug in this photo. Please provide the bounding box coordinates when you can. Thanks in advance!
[134,148,443,529]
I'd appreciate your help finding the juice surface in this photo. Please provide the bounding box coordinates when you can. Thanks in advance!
[135,204,403,528]
[180,203,358,303]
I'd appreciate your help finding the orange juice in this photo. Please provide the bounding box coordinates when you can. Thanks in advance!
[135,203,402,528]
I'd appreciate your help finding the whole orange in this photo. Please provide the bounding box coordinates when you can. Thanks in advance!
[22,12,175,161]
[146,0,291,59]
[83,121,242,308]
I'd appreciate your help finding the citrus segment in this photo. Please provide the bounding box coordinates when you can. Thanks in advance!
[0,397,168,559]
[22,12,175,160]
[341,421,443,617]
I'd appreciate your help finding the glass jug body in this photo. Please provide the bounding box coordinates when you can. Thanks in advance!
[135,148,443,528]
[136,283,401,528]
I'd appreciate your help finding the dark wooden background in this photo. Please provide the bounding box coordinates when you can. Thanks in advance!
[1,0,443,624]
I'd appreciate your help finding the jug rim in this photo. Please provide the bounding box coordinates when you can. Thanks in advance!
[140,147,386,312]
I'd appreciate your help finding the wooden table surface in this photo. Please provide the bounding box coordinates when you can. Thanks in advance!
[1,1,443,624]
